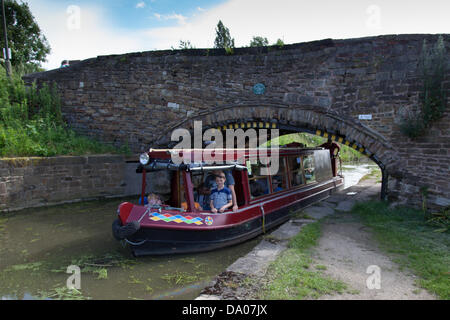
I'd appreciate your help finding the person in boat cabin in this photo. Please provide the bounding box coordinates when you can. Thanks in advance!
[209,171,233,213]
[147,193,162,206]
[196,183,211,210]
[272,177,283,192]
[204,170,238,212]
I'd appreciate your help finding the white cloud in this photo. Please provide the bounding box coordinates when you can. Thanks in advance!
[135,1,146,9]
[28,1,152,70]
[153,12,188,26]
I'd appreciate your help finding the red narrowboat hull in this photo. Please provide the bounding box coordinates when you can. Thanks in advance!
[115,177,344,256]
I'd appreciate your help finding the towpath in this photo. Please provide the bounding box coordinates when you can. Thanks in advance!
[196,179,436,300]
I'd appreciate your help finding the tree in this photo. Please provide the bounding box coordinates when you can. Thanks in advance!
[0,0,50,70]
[214,20,234,49]
[274,38,284,47]
[178,40,195,49]
[249,36,268,47]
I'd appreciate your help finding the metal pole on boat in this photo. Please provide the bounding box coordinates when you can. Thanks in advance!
[1,0,12,78]
[141,168,146,204]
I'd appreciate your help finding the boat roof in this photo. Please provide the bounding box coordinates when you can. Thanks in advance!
[147,147,323,160]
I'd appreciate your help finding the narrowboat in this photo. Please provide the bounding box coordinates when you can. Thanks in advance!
[112,143,344,256]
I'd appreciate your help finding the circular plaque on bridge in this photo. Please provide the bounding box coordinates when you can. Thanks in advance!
[252,83,266,95]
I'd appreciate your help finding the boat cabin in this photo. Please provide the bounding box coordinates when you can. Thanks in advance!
[137,144,336,213]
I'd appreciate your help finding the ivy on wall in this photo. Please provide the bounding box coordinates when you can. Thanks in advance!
[400,36,447,138]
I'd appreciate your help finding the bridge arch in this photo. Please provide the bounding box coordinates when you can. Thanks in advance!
[155,103,399,199]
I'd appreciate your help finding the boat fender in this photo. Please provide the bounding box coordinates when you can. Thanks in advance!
[112,219,140,240]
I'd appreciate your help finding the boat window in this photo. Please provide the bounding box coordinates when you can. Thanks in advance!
[303,155,316,184]
[287,156,304,187]
[270,157,287,193]
[246,159,270,199]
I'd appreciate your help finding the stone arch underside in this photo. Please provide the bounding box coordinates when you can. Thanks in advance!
[154,104,400,199]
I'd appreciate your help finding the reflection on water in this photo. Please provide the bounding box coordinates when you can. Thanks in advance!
[2,293,46,300]
[341,163,379,189]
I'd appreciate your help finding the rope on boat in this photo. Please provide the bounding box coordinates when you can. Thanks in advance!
[138,207,151,223]
[124,238,147,246]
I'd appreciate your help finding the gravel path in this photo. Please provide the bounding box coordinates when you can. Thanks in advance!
[306,180,436,300]
[313,214,435,300]
[198,179,437,300]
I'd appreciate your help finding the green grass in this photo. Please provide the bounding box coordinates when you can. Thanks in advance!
[359,167,382,183]
[262,222,348,299]
[351,201,450,299]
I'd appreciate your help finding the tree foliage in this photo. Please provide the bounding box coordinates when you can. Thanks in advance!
[178,39,195,49]
[275,38,284,47]
[0,0,51,69]
[249,36,268,47]
[214,20,234,49]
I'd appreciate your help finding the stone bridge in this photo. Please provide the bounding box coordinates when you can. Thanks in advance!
[24,34,450,209]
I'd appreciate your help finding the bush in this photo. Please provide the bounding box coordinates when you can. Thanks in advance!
[266,132,363,162]
[0,68,128,157]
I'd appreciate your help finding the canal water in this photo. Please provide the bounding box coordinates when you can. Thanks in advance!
[0,164,379,300]
[341,163,380,189]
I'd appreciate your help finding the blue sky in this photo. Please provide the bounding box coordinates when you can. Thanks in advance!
[48,0,227,29]
[26,0,450,70]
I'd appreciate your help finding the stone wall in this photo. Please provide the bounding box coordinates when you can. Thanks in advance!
[0,155,126,212]
[0,155,172,212]
[23,34,450,209]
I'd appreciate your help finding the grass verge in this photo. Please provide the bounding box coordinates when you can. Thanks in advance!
[359,167,382,183]
[262,221,348,299]
[351,201,450,299]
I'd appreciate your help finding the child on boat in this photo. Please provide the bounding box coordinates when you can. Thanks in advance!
[210,171,233,213]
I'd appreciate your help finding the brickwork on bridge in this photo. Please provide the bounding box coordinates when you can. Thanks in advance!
[24,34,450,209]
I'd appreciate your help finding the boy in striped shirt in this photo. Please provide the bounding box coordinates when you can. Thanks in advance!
[210,171,233,213]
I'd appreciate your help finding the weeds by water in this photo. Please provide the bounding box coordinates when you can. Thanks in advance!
[37,286,90,300]
[93,268,108,280]
[161,271,206,286]
[352,201,450,299]
[263,222,349,299]
[0,69,130,157]
[426,206,450,233]
[5,262,43,272]
[48,252,137,282]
